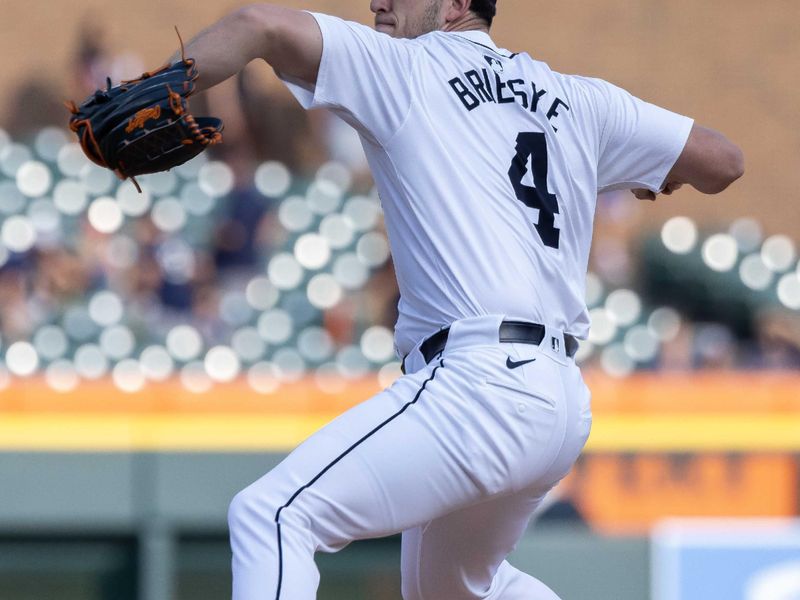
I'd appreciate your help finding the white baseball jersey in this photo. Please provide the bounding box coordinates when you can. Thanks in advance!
[281,14,693,357]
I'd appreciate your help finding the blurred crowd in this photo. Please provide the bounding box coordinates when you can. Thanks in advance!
[0,22,797,393]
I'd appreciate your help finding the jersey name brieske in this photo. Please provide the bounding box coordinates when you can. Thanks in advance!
[281,16,694,357]
[448,61,570,132]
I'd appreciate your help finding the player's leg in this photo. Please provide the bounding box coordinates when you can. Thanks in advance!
[228,355,510,600]
[227,363,445,599]
[400,358,592,600]
[401,490,559,600]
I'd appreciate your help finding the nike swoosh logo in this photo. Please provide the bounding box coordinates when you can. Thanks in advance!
[506,357,537,370]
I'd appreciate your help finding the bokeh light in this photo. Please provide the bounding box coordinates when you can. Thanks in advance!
[319,214,355,250]
[316,161,352,192]
[80,163,115,196]
[181,361,213,394]
[180,181,215,216]
[247,361,280,394]
[112,359,146,393]
[245,277,279,311]
[278,196,315,232]
[151,197,187,233]
[53,179,89,215]
[140,346,175,381]
[16,161,52,197]
[6,341,39,376]
[45,359,80,393]
[739,254,774,291]
[204,346,241,383]
[343,196,381,231]
[624,325,660,363]
[360,326,395,363]
[777,273,800,310]
[100,325,136,360]
[74,344,109,380]
[377,361,403,388]
[272,348,306,382]
[138,171,177,197]
[587,308,617,346]
[166,325,204,362]
[605,289,642,327]
[56,143,90,178]
[34,127,69,163]
[294,233,331,270]
[174,153,207,180]
[88,197,124,234]
[333,253,369,290]
[34,325,69,361]
[647,307,682,342]
[297,327,334,362]
[761,235,796,272]
[661,216,698,254]
[219,291,254,327]
[1,215,37,252]
[231,327,267,363]
[314,363,348,394]
[1,143,32,177]
[701,234,738,272]
[63,306,98,341]
[306,180,342,215]
[268,253,304,290]
[307,274,343,309]
[336,345,370,379]
[117,181,152,217]
[27,198,61,237]
[198,161,234,198]
[255,161,292,198]
[88,291,124,326]
[356,232,390,267]
[257,309,293,345]
[601,343,635,378]
[729,218,762,253]
[0,180,27,214]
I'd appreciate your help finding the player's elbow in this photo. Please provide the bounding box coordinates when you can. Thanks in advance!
[701,144,745,194]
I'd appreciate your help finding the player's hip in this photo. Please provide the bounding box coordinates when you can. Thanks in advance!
[400,315,592,492]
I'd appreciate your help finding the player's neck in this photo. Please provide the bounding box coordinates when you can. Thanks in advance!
[441,14,490,35]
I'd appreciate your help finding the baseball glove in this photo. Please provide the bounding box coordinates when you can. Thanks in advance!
[67,41,223,191]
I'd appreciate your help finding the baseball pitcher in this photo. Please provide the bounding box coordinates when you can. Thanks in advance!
[73,1,744,598]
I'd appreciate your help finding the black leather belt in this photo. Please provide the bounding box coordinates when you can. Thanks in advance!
[406,321,579,371]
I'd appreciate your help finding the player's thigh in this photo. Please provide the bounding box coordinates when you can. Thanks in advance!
[400,488,546,600]
[232,360,486,551]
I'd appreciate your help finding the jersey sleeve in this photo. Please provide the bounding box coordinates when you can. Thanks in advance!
[278,12,418,145]
[576,77,694,193]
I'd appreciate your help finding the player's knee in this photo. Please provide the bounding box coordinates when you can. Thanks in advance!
[227,484,281,536]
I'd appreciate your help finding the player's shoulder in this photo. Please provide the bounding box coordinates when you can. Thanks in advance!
[542,69,624,111]
[312,12,426,52]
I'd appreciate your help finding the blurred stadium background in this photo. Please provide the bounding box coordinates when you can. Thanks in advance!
[1,1,799,599]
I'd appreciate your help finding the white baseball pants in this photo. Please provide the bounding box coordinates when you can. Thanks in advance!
[228,315,592,599]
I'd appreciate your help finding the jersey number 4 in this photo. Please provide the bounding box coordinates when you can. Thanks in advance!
[507,132,561,249]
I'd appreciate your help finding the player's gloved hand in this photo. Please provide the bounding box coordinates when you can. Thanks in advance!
[632,182,683,201]
[66,37,223,192]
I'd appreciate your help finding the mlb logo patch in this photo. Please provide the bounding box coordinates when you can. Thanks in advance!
[484,56,504,74]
